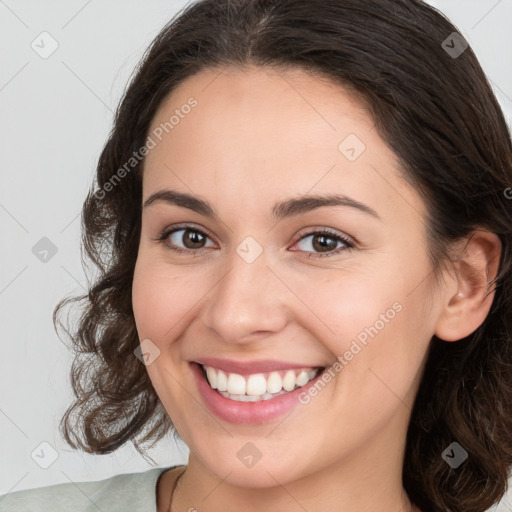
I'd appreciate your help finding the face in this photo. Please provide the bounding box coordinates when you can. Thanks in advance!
[132,65,443,488]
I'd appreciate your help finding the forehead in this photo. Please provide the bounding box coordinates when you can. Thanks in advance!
[142,65,425,224]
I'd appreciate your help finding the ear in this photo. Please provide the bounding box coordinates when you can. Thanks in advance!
[434,230,502,342]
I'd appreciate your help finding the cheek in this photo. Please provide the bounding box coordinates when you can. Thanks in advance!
[132,255,206,341]
[296,255,434,385]
[289,266,405,353]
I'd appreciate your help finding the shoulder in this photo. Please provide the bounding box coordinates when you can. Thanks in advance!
[0,467,172,512]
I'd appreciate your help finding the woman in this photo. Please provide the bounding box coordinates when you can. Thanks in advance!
[2,0,511,511]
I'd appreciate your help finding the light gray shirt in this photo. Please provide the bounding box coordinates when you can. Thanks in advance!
[0,466,174,512]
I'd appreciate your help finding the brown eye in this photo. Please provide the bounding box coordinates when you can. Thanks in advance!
[293,229,354,258]
[180,229,207,249]
[312,234,338,252]
[159,226,215,254]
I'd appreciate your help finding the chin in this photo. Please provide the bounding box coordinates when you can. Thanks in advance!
[194,444,315,490]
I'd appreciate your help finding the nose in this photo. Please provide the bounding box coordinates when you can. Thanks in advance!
[199,246,291,345]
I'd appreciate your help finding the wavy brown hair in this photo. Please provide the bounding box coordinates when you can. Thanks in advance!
[54,0,512,510]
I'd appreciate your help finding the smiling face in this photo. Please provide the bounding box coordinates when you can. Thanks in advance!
[132,65,443,492]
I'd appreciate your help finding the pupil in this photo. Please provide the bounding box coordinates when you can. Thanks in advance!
[185,230,205,248]
[313,235,336,252]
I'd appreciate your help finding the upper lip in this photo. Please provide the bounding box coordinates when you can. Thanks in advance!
[192,357,325,376]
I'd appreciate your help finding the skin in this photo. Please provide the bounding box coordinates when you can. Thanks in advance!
[131,65,502,512]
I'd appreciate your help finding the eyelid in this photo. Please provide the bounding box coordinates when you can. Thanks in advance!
[157,222,215,241]
[295,226,355,245]
[290,227,355,258]
[155,222,216,249]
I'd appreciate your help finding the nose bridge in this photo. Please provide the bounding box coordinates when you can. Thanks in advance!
[200,241,288,343]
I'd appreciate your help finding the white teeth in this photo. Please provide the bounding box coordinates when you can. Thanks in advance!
[216,370,228,392]
[295,370,310,386]
[266,372,282,394]
[227,373,246,395]
[246,374,267,395]
[282,370,296,392]
[206,367,217,389]
[219,389,289,401]
[202,364,321,400]
[219,392,261,402]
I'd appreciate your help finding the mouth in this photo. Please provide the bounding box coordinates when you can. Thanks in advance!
[190,361,328,424]
[197,363,325,402]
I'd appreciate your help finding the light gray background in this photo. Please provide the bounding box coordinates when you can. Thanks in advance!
[1,1,511,509]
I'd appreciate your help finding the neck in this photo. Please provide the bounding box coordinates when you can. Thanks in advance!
[171,417,417,512]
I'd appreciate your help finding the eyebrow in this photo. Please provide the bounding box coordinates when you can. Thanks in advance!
[143,189,381,221]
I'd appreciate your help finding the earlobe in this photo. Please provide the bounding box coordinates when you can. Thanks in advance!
[434,230,502,342]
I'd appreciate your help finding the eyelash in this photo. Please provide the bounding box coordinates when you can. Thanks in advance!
[155,224,355,258]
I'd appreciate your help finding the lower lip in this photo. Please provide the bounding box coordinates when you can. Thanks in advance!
[190,362,324,424]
